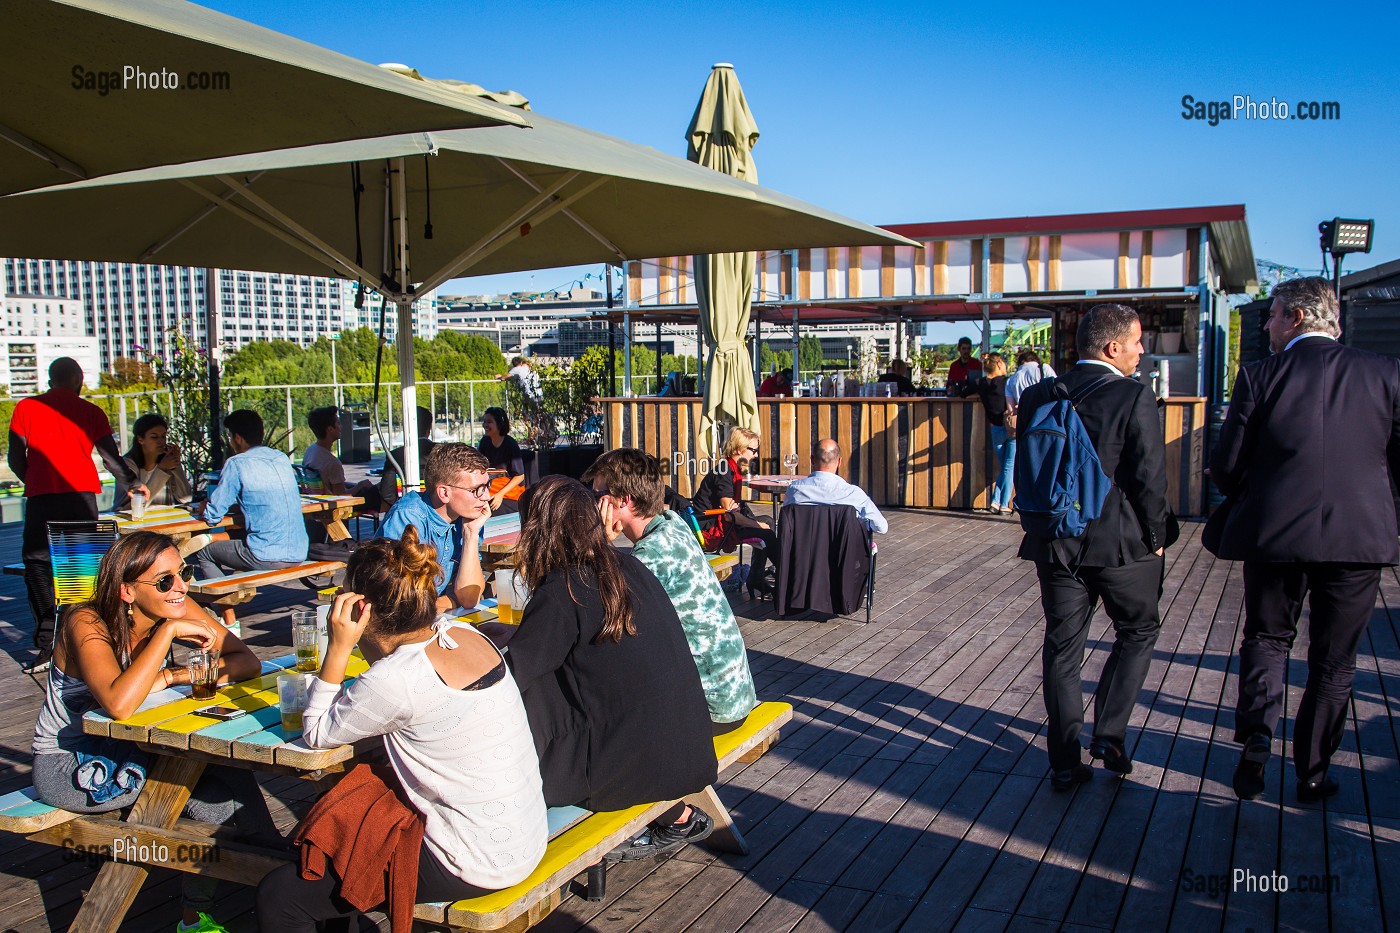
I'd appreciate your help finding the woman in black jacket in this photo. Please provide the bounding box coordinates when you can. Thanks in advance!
[498,476,717,859]
[690,427,779,598]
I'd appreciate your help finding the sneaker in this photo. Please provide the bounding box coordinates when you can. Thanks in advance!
[605,808,714,862]
[23,648,53,675]
[177,533,213,560]
[177,913,230,933]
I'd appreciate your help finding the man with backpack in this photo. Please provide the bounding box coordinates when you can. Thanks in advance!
[1014,304,1172,791]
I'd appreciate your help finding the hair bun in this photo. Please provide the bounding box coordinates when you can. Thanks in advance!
[392,525,444,589]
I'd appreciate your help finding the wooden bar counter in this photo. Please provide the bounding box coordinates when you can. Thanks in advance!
[603,396,1206,518]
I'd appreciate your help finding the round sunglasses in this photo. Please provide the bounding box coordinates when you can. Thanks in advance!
[135,565,195,593]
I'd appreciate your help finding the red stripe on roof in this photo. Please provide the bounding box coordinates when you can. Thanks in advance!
[884,205,1246,239]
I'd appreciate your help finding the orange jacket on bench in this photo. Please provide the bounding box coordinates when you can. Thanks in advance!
[293,763,424,933]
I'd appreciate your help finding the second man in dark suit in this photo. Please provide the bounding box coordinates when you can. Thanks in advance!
[1017,304,1172,790]
[1206,276,1400,803]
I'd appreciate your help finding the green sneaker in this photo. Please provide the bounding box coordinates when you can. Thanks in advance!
[178,913,230,933]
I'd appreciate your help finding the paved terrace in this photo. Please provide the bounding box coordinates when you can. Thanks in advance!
[0,511,1395,931]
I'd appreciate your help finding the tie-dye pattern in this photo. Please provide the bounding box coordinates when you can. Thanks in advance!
[634,512,759,723]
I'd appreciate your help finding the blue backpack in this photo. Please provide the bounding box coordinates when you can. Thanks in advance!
[1015,377,1113,539]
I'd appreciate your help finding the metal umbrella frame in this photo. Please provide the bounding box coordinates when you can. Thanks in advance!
[1,108,914,485]
[2,0,528,196]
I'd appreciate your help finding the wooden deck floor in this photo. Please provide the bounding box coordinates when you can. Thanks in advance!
[0,510,1396,931]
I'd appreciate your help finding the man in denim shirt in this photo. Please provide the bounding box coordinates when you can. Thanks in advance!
[379,443,491,611]
[194,410,308,627]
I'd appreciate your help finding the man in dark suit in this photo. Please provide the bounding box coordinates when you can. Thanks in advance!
[1017,304,1171,791]
[1206,276,1400,803]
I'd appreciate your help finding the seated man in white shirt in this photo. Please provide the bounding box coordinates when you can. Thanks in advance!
[784,439,888,534]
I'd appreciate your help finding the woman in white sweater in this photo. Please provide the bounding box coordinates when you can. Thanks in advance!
[120,413,193,507]
[255,528,547,931]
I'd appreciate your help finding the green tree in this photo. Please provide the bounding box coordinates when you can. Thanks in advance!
[798,335,824,374]
[101,357,157,392]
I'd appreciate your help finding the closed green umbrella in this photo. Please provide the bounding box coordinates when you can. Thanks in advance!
[688,63,761,450]
[1,0,527,196]
[0,103,914,484]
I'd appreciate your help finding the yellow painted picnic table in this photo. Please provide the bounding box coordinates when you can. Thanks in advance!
[59,602,499,932]
[107,494,365,544]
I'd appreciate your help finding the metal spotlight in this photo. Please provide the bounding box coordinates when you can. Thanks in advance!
[1319,217,1374,256]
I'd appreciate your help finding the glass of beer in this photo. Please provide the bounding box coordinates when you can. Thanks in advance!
[188,649,219,700]
[291,609,319,672]
[278,672,309,733]
[493,569,531,625]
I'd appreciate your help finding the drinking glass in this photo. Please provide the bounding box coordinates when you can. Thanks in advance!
[130,490,148,520]
[277,672,309,733]
[188,649,219,700]
[783,453,799,476]
[493,569,531,625]
[291,608,319,672]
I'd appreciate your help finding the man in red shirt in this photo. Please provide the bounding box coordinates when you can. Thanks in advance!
[8,358,145,671]
[946,337,984,394]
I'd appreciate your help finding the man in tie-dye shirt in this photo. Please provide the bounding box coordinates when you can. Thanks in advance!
[585,449,758,730]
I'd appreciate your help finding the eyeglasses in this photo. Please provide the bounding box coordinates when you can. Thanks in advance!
[135,565,195,593]
[443,482,492,499]
[746,446,760,455]
[592,486,611,500]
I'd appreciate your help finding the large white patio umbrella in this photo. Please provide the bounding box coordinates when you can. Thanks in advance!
[2,0,527,196]
[0,104,914,485]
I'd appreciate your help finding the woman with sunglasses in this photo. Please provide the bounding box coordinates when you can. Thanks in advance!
[690,427,780,598]
[31,530,275,933]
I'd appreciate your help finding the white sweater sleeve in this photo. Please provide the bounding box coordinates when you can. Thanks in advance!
[302,666,412,749]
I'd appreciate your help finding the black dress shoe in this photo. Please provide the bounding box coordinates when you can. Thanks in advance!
[1296,777,1339,803]
[1050,764,1093,792]
[1089,738,1133,775]
[1233,732,1271,800]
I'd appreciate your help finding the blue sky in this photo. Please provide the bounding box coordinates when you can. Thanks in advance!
[210,0,1400,308]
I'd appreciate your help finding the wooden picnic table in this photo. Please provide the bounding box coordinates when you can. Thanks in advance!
[107,495,365,545]
[53,603,500,932]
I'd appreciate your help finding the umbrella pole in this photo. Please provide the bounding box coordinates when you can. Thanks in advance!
[205,267,223,470]
[655,322,662,393]
[608,317,617,396]
[623,310,633,397]
[791,307,800,396]
[391,156,420,489]
[754,317,762,391]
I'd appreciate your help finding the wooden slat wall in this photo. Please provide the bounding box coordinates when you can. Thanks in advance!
[601,397,1208,517]
[933,241,949,294]
[1141,230,1154,288]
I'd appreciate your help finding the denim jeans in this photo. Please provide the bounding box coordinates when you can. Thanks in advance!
[990,425,1016,509]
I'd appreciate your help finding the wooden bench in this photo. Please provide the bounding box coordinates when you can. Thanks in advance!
[187,560,345,607]
[707,553,739,581]
[414,700,793,932]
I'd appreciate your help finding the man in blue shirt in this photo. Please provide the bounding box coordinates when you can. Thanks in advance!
[379,443,492,611]
[784,439,888,533]
[193,409,309,628]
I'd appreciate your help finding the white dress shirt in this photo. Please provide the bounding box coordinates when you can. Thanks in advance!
[784,470,888,534]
